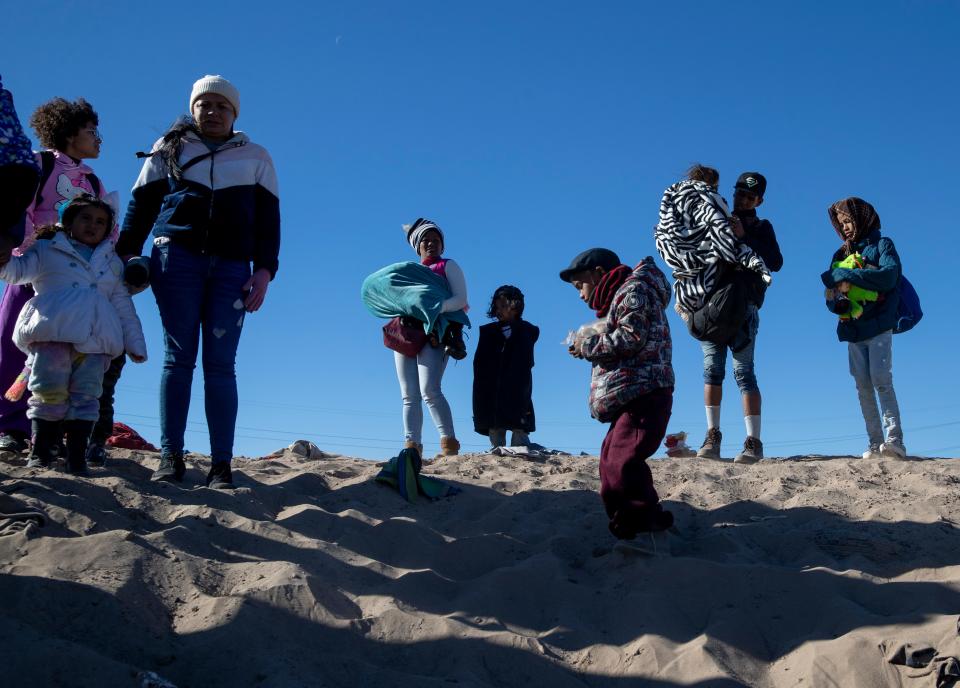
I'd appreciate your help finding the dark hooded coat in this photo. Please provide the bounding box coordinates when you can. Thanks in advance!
[472,319,538,434]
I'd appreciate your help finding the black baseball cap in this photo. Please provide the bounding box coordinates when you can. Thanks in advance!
[559,248,621,282]
[734,172,766,198]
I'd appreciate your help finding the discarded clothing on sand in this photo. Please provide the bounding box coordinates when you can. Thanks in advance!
[375,448,461,502]
[259,440,335,460]
[490,444,571,460]
[106,422,158,451]
[0,495,46,536]
[882,623,960,687]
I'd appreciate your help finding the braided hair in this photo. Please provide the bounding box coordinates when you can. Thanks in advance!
[153,116,201,181]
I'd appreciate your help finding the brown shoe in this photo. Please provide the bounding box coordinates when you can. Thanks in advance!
[439,436,460,456]
[696,428,722,461]
[403,440,423,456]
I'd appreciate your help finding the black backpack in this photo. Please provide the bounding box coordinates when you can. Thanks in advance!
[687,265,754,349]
[34,150,101,207]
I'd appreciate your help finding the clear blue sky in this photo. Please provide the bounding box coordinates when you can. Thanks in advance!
[3,1,957,459]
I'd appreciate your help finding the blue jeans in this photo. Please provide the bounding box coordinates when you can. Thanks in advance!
[848,330,902,447]
[394,345,454,443]
[701,306,760,393]
[151,241,250,464]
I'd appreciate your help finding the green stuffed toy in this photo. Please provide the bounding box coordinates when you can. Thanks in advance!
[829,253,878,320]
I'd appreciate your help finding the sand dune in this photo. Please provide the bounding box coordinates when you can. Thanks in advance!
[1,448,959,687]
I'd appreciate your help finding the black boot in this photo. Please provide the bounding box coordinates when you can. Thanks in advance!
[442,323,467,360]
[151,452,186,483]
[64,420,95,475]
[26,419,61,469]
[206,462,235,490]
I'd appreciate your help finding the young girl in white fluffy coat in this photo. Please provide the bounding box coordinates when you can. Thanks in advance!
[0,195,146,473]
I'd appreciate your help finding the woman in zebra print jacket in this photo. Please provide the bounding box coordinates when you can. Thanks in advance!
[654,166,771,319]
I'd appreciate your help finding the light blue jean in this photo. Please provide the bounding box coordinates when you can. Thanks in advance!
[151,241,250,464]
[701,306,760,393]
[394,344,454,443]
[27,342,111,421]
[848,330,902,447]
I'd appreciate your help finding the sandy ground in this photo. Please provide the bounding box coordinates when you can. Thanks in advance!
[1,447,959,688]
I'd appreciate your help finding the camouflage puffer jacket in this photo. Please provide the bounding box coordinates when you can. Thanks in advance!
[580,257,675,422]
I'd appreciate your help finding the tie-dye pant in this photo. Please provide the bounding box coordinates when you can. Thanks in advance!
[26,342,112,422]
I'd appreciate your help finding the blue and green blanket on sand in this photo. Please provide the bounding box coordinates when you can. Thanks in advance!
[375,448,461,502]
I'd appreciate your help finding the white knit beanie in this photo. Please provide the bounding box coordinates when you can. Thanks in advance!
[190,75,240,117]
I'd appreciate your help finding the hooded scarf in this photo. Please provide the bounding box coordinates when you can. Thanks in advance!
[829,197,880,260]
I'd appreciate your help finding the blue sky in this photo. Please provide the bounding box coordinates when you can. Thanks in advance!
[3,1,958,459]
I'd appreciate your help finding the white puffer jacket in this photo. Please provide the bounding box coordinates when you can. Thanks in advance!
[0,234,147,359]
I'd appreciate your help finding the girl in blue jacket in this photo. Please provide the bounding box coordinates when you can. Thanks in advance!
[821,197,905,460]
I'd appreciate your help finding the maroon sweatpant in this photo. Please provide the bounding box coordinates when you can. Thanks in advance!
[599,386,673,539]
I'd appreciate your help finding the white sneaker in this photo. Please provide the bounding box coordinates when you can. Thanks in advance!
[879,441,907,460]
[861,445,883,460]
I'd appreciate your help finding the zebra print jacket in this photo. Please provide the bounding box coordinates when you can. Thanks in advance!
[654,179,771,317]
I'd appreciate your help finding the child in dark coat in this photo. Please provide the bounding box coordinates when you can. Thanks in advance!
[472,286,538,448]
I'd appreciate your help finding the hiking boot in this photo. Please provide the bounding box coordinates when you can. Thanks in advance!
[0,430,29,453]
[696,428,722,460]
[880,441,907,461]
[442,323,467,361]
[403,440,424,456]
[151,452,186,482]
[25,419,61,469]
[734,436,763,464]
[206,462,235,490]
[439,436,461,456]
[63,420,94,475]
[86,443,108,468]
[861,444,883,460]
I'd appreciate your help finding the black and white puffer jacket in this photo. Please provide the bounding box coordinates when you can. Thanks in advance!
[654,179,770,317]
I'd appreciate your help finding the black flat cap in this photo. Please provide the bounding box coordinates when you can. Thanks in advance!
[559,247,621,282]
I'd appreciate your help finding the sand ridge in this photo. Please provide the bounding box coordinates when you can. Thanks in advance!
[1,449,959,687]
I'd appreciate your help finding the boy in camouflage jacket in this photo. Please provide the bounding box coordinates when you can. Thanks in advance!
[561,249,676,539]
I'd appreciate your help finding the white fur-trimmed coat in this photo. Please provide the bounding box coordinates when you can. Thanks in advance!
[0,234,147,359]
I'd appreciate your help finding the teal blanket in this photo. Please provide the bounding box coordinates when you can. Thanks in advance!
[375,449,461,502]
[361,261,470,339]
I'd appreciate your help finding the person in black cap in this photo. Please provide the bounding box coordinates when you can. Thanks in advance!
[697,172,783,464]
[561,248,676,539]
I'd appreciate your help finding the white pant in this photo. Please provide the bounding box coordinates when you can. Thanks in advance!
[394,345,454,443]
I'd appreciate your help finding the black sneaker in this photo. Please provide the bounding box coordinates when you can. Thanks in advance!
[151,453,186,482]
[86,443,107,468]
[206,462,235,490]
[0,431,29,453]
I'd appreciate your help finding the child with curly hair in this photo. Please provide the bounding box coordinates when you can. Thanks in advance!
[0,195,146,474]
[0,97,114,457]
[472,285,539,448]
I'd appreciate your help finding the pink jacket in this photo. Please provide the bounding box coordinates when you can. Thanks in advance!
[20,150,115,255]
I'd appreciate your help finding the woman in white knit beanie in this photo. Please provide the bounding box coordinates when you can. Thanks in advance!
[116,74,281,490]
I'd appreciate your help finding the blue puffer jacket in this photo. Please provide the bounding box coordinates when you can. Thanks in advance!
[820,230,901,342]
